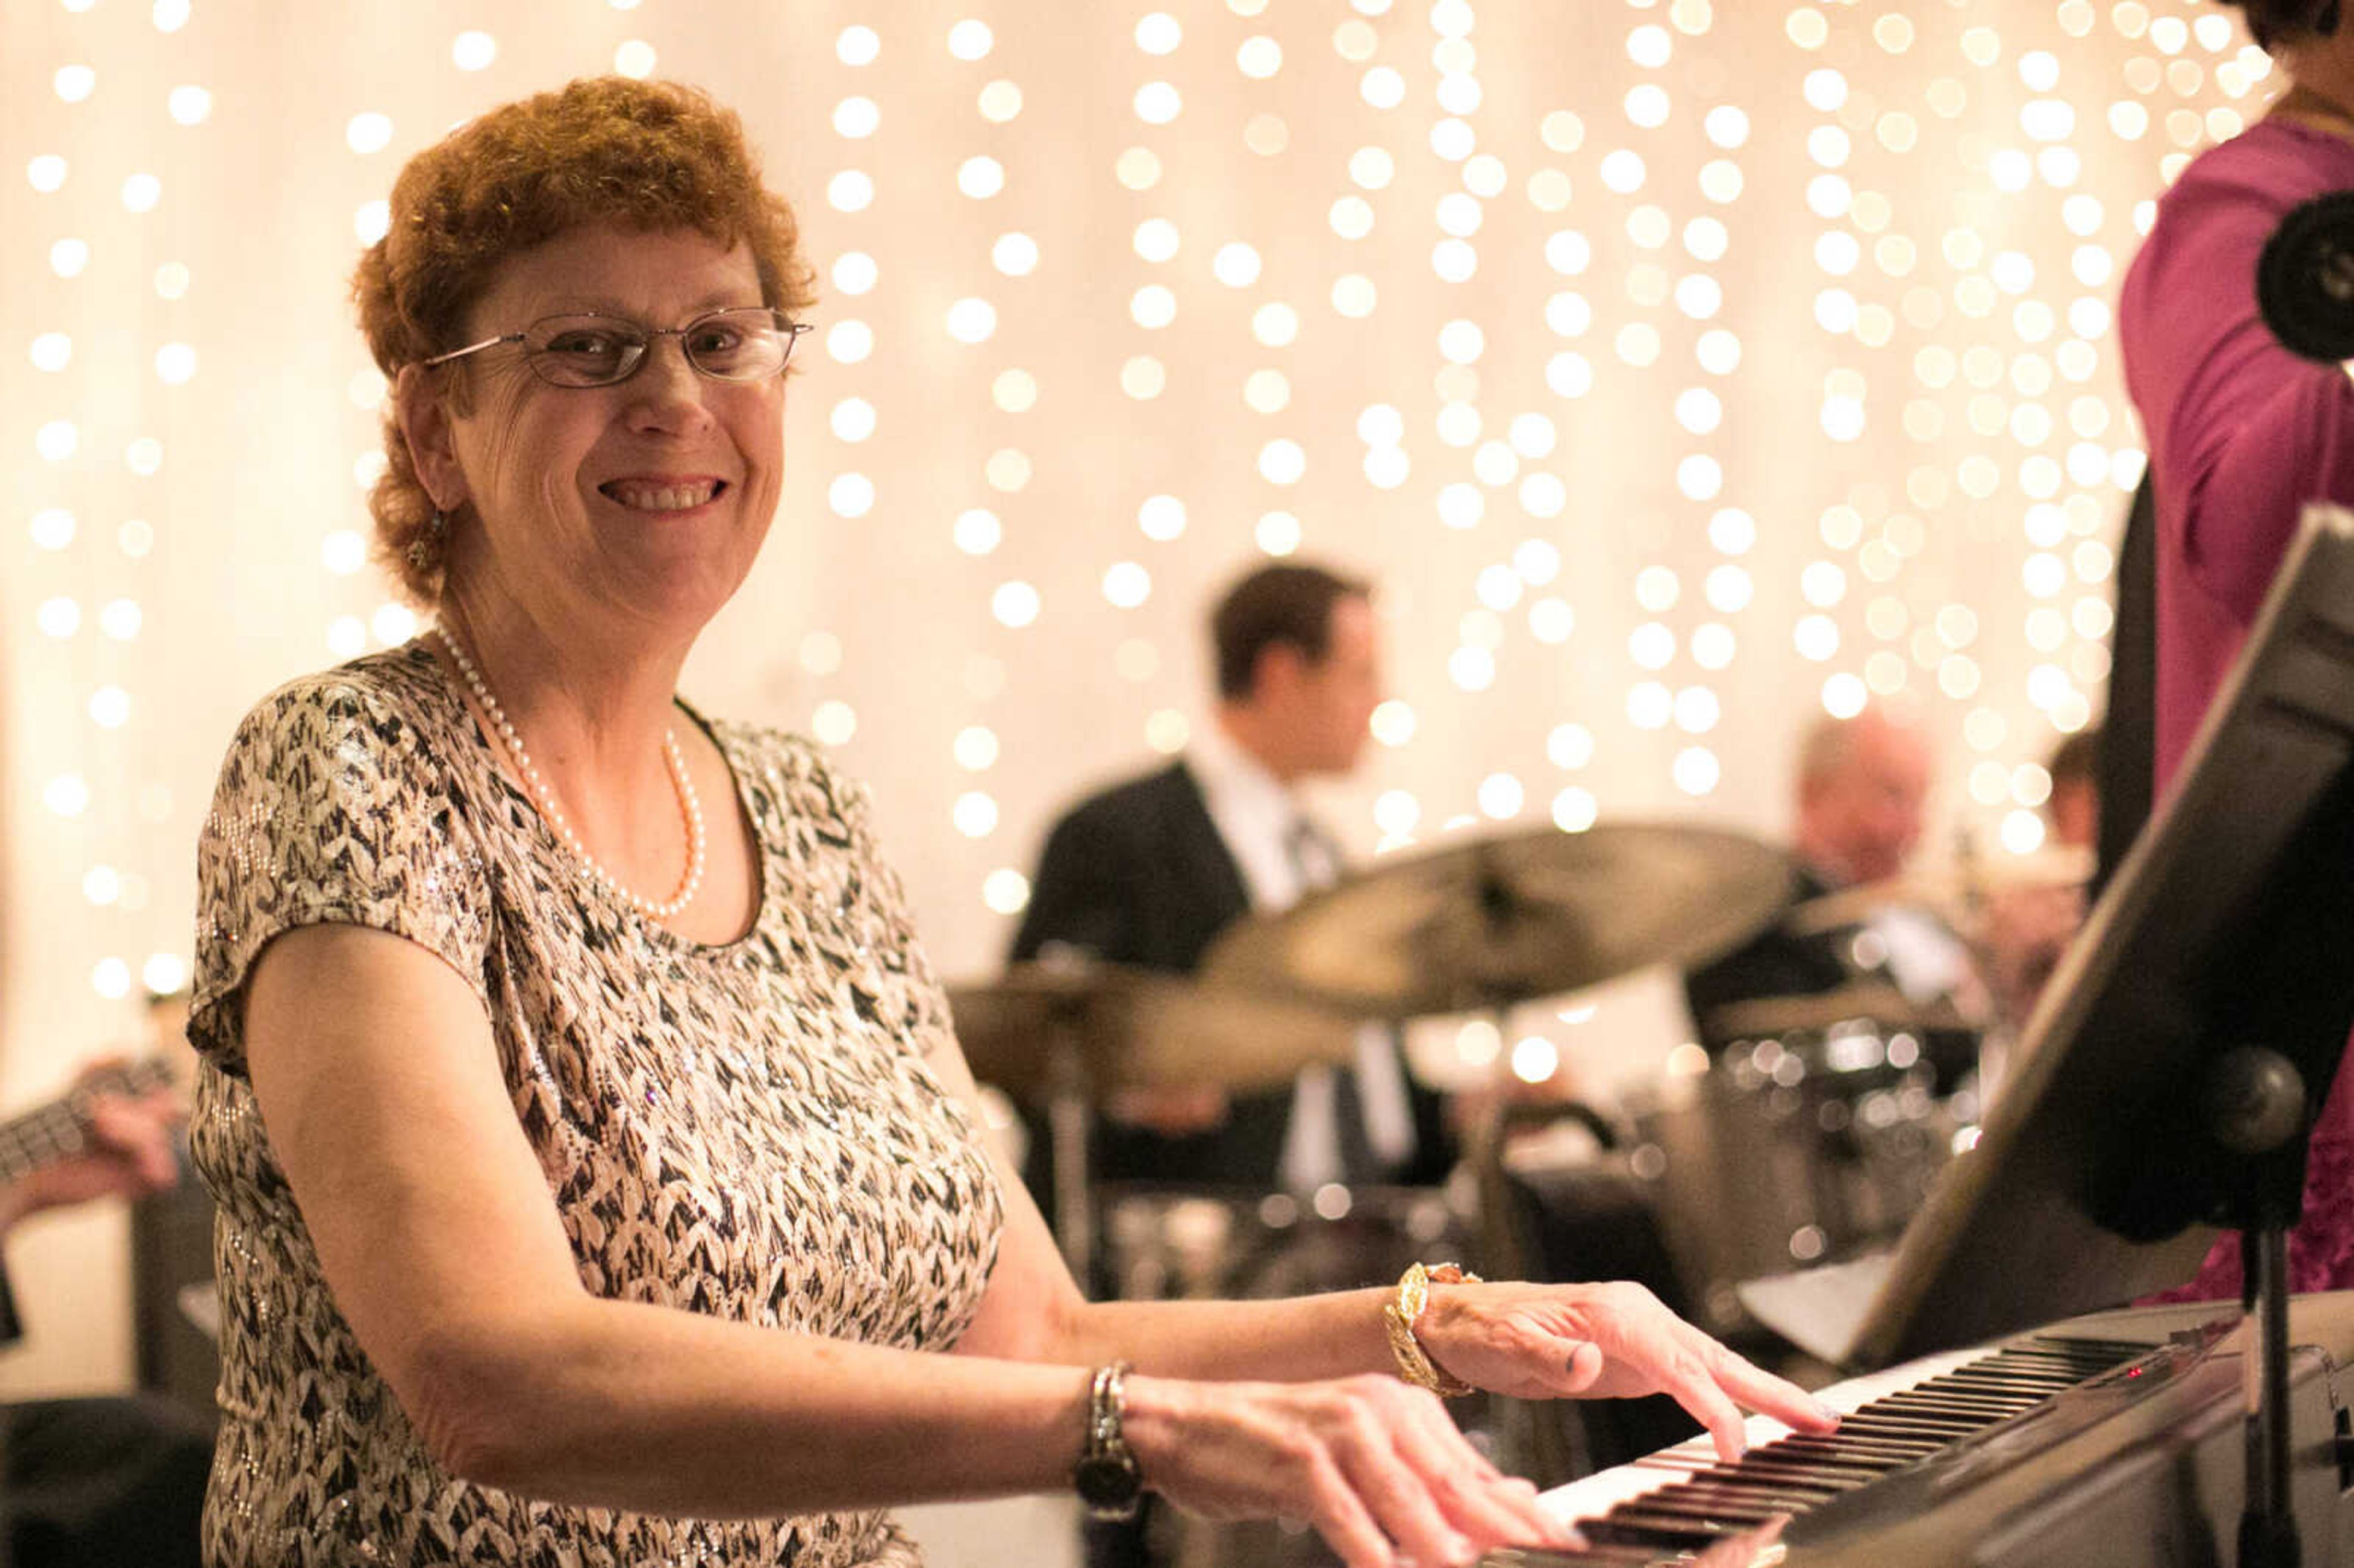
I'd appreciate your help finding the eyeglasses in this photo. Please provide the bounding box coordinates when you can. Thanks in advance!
[419,306,812,388]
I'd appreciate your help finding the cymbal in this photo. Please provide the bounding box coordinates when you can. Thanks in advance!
[947,960,1359,1098]
[1200,822,1794,1018]
[1783,845,2094,937]
[1702,981,1972,1041]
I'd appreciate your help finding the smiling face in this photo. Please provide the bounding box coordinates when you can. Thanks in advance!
[408,223,787,640]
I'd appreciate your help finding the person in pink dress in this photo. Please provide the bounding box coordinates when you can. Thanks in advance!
[2119,0,2354,1296]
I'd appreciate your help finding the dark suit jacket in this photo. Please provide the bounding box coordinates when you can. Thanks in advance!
[1683,864,1976,1090]
[1011,759,1452,1188]
[1682,866,1845,1033]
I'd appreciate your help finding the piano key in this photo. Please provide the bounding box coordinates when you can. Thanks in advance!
[1531,1333,2169,1554]
[1667,1463,1852,1492]
[1531,1348,1986,1532]
[1824,1414,1987,1439]
[1875,1387,2040,1409]
[1715,1447,1906,1474]
[1758,1441,1936,1469]
[1690,1460,1878,1491]
[1583,1509,1746,1548]
[1606,1486,1792,1518]
[1922,1382,2073,1404]
[1873,1391,2041,1418]
[1835,1402,1995,1425]
[1487,1545,1673,1566]
[1601,1501,1787,1534]
[1770,1429,1944,1453]
[1651,1480,1844,1510]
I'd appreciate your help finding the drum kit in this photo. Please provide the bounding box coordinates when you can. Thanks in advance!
[947,822,2039,1326]
[1622,988,1977,1332]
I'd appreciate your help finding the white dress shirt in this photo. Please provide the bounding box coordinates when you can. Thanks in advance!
[1187,723,1414,1190]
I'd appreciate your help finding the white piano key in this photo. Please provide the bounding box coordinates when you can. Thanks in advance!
[1536,1345,1984,1529]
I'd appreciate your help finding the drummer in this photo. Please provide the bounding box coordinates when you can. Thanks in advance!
[1010,561,1452,1195]
[1683,705,1984,1084]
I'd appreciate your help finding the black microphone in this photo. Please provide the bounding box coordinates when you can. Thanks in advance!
[2256,189,2354,361]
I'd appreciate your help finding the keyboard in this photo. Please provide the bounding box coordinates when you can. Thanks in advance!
[1485,1292,2354,1567]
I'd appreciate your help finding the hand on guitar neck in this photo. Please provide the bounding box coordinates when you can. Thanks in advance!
[0,1057,182,1236]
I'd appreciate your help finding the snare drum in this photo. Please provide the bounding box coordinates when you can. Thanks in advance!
[1626,1019,1965,1332]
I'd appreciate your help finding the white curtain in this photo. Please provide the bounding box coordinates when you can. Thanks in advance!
[0,0,2249,1390]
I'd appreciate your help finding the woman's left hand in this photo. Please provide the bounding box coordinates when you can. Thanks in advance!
[1412,1279,1839,1460]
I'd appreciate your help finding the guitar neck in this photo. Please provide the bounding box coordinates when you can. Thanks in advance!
[0,1059,174,1184]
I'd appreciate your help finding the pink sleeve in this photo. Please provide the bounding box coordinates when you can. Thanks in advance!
[2124,134,2354,625]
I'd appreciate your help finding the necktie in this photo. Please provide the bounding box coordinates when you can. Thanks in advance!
[1281,816,1384,1186]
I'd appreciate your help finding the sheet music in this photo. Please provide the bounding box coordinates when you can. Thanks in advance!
[1734,1248,1895,1368]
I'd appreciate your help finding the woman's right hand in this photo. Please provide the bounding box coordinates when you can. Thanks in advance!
[1118,1371,1575,1568]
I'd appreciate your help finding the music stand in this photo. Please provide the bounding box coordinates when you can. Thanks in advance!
[1744,503,2354,1567]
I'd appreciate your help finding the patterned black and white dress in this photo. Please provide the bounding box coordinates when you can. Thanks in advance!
[188,643,1005,1567]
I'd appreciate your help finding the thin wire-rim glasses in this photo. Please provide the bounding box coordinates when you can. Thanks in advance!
[419,306,812,388]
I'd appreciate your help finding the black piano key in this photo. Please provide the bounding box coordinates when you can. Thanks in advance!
[1827,1415,1986,1440]
[1655,1480,1843,1510]
[1982,1352,2112,1376]
[1919,1365,2047,1381]
[1583,1509,1743,1549]
[1762,1441,1938,1469]
[1875,1392,2040,1420]
[1838,1404,1994,1426]
[1542,1335,2166,1565]
[1746,1441,1925,1470]
[1772,1427,1945,1451]
[1927,1385,2073,1406]
[1699,1460,1879,1490]
[1664,1462,1867,1496]
[1869,1385,2023,1408]
[1938,1365,2090,1385]
[1877,1387,2037,1409]
[1920,1366,2081,1388]
[1669,1469,1849,1496]
[1609,1498,1788,1529]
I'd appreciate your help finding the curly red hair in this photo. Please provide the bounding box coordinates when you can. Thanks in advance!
[352,77,815,604]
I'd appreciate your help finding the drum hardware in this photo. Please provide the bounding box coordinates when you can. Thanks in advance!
[1702,983,1970,1044]
[1102,1183,1473,1304]
[961,823,1795,1303]
[947,958,1360,1099]
[1780,845,2094,939]
[1616,1014,1973,1334]
[947,956,1359,1276]
[1200,822,1794,1020]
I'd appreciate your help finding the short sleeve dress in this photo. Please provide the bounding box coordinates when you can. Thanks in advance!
[186,642,1005,1567]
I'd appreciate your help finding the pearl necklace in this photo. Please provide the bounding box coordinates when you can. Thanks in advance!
[434,626,707,921]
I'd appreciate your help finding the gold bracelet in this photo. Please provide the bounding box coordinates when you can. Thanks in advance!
[1382,1261,1481,1397]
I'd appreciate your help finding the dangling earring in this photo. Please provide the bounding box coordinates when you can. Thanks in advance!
[407,509,449,570]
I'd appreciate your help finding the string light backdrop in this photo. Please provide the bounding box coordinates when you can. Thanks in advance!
[1,0,2259,1388]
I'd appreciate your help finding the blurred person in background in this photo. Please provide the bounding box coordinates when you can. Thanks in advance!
[1013,561,1452,1200]
[0,1050,207,1568]
[2117,0,2354,1298]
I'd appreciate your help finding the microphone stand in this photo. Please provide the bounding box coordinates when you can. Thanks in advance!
[2202,1045,2310,1568]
